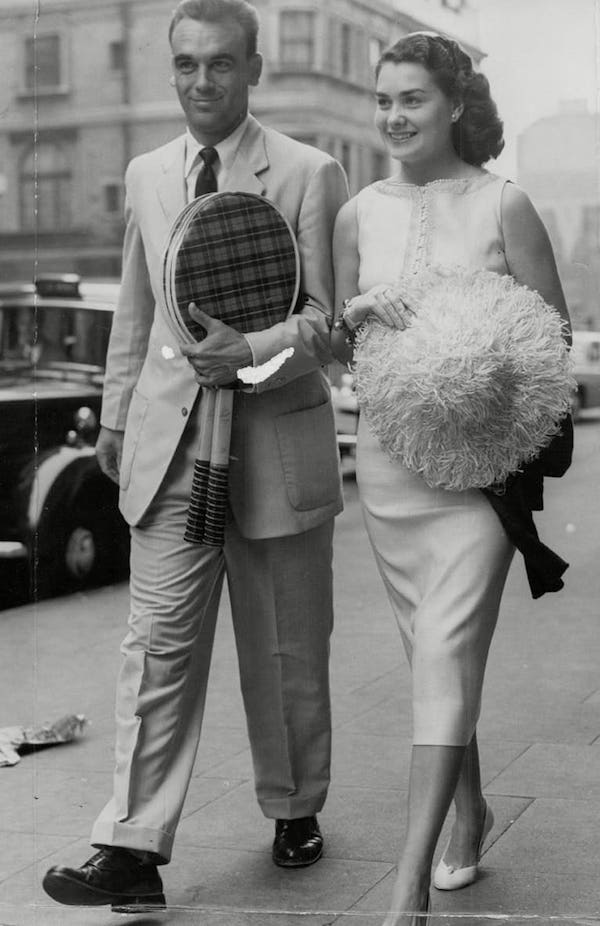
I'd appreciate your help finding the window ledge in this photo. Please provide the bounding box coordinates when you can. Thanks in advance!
[16,85,71,100]
[269,67,372,93]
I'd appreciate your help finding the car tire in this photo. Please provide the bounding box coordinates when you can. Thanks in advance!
[32,461,130,599]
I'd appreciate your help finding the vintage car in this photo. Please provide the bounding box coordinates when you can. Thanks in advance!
[0,275,130,601]
[330,366,359,461]
[570,329,600,420]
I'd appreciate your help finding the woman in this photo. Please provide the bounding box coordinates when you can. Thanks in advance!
[331,33,571,926]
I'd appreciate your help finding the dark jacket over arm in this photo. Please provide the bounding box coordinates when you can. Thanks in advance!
[481,415,573,599]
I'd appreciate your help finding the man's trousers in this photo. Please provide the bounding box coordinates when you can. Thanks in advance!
[90,410,335,863]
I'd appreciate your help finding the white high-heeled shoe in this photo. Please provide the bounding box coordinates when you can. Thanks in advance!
[433,803,494,891]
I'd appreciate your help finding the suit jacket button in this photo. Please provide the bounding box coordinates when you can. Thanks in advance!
[182,407,188,417]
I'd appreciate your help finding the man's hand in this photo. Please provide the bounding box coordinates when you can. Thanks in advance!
[180,303,253,388]
[96,426,124,485]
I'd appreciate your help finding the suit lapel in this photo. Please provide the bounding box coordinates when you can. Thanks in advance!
[225,115,268,195]
[156,116,268,224]
[156,135,187,226]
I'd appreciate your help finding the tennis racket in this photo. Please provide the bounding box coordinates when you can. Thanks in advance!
[162,191,301,546]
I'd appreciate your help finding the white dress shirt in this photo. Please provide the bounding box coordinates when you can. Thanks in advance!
[183,114,256,374]
[184,115,250,202]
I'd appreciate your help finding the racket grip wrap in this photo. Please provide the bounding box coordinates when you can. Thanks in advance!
[201,464,229,546]
[184,459,211,544]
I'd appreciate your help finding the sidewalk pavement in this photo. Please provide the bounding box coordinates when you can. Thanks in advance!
[0,469,599,925]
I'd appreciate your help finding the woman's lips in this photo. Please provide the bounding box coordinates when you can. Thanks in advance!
[388,131,417,142]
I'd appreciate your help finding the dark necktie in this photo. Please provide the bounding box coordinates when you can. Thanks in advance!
[194,147,218,197]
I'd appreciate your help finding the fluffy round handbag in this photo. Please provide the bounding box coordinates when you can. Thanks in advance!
[352,266,575,491]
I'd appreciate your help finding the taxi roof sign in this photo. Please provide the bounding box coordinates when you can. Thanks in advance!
[35,274,81,299]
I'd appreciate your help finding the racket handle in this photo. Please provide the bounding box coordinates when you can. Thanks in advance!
[197,389,216,460]
[201,389,234,547]
[210,389,234,466]
[184,389,216,544]
[202,464,229,546]
[185,459,211,544]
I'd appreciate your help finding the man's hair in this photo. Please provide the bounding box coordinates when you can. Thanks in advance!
[169,0,260,58]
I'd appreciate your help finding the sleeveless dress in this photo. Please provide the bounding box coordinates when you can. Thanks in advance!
[355,171,515,746]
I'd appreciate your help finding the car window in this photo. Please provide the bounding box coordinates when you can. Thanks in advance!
[0,304,112,367]
[0,306,36,361]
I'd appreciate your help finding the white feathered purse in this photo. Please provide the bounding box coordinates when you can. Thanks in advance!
[352,266,575,491]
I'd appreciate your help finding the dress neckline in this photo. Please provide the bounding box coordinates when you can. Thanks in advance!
[374,171,497,196]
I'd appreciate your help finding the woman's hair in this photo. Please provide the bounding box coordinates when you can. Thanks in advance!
[376,33,504,166]
[169,0,260,58]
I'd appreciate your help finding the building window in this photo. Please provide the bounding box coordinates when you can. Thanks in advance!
[341,142,351,177]
[369,37,386,70]
[581,204,600,236]
[24,34,63,92]
[20,140,73,232]
[571,204,600,265]
[328,18,358,81]
[372,149,387,181]
[340,23,352,78]
[104,183,122,214]
[279,10,315,68]
[109,41,125,70]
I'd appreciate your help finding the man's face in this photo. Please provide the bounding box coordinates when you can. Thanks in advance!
[170,17,262,145]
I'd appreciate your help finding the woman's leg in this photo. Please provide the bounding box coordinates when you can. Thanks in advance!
[437,731,489,870]
[382,744,465,926]
[356,428,514,923]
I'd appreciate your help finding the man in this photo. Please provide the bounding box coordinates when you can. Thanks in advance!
[42,0,348,910]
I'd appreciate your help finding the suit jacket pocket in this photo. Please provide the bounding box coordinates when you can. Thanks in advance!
[274,399,341,511]
[119,389,150,491]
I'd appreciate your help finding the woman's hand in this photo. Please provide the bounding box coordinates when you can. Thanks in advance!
[344,283,415,330]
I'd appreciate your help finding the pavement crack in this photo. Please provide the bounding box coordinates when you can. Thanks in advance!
[484,741,534,788]
[483,795,535,853]
[581,687,600,704]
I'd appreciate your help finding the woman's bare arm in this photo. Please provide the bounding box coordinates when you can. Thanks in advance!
[502,182,572,345]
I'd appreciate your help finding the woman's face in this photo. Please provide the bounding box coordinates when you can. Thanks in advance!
[374,60,457,165]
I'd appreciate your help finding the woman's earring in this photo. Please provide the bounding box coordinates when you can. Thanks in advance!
[169,76,176,87]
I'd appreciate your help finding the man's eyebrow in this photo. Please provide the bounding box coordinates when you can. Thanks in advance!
[173,52,236,63]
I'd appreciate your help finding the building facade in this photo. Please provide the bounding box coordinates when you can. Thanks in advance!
[0,0,481,279]
[517,101,600,331]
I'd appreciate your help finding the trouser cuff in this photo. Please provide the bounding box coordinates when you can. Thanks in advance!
[258,790,328,820]
[90,820,173,865]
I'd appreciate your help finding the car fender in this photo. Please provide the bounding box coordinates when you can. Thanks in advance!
[27,446,97,530]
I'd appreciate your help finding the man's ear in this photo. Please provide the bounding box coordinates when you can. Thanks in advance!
[249,53,263,86]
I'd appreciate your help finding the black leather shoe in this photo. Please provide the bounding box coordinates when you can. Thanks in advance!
[272,816,324,868]
[42,847,166,911]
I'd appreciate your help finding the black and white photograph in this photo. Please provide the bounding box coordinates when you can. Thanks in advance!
[0,0,598,923]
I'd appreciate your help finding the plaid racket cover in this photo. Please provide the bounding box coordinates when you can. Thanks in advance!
[162,192,300,546]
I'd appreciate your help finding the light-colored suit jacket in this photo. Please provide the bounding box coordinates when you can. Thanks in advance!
[101,115,349,538]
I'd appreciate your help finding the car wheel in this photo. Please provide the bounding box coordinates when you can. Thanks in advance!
[34,507,127,599]
[32,467,130,599]
[64,525,97,580]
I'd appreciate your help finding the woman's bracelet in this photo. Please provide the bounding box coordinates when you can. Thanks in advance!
[333,299,360,346]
